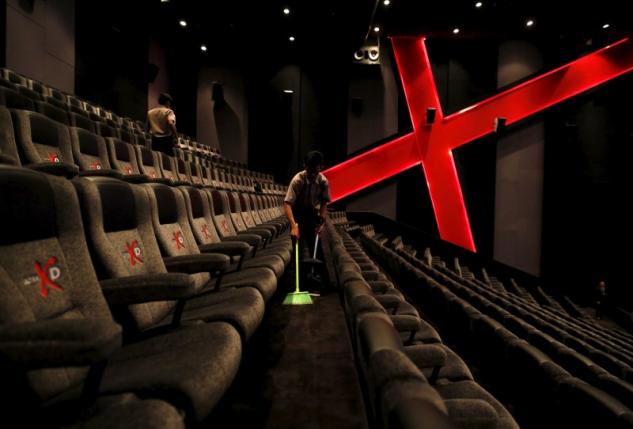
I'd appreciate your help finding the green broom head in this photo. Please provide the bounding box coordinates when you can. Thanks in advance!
[283,239,313,305]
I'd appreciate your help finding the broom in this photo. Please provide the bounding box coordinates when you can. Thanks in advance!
[283,236,313,305]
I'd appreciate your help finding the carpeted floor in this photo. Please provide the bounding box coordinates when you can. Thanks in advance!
[204,273,369,429]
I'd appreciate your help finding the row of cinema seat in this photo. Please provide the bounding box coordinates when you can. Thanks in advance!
[322,218,518,429]
[0,68,154,147]
[1,69,284,197]
[356,221,633,428]
[0,95,293,426]
[0,104,284,199]
[0,66,286,195]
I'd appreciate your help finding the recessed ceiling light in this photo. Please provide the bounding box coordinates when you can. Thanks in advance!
[283,90,294,94]
[179,20,187,27]
[374,26,380,33]
[160,0,170,3]
[526,19,535,27]
[200,45,207,52]
[603,23,610,29]
[283,7,290,15]
[289,36,295,41]
[475,2,483,8]
[453,28,460,34]
[383,0,391,5]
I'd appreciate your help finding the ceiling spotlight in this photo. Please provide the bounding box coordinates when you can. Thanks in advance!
[526,19,535,28]
[160,0,170,3]
[603,23,610,29]
[283,7,290,15]
[289,36,295,42]
[453,28,460,34]
[383,0,391,5]
[475,2,483,8]
[374,26,380,33]
[179,20,187,27]
[283,90,294,94]
[200,45,207,52]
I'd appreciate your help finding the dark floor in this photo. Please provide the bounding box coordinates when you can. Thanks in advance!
[205,271,369,429]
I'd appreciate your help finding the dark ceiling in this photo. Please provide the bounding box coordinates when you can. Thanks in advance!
[148,0,633,60]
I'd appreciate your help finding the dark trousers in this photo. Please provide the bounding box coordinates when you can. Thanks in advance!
[152,135,175,156]
[294,209,322,291]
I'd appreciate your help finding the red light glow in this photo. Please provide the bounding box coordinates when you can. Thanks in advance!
[323,36,633,252]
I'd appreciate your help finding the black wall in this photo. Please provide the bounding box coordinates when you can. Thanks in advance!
[247,45,349,183]
[542,73,633,306]
[0,0,5,67]
[75,0,151,120]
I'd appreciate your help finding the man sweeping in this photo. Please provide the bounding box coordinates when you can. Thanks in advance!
[283,151,331,300]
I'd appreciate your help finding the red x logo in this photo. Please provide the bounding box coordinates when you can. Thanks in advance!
[172,231,185,250]
[47,152,60,163]
[324,37,633,251]
[34,257,63,298]
[125,240,143,266]
[201,224,210,240]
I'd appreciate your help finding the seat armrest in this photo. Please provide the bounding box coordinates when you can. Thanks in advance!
[79,169,124,179]
[404,344,447,369]
[199,241,252,257]
[223,234,263,249]
[99,273,198,305]
[163,253,230,274]
[0,319,122,368]
[121,173,151,184]
[247,227,272,237]
[26,162,79,178]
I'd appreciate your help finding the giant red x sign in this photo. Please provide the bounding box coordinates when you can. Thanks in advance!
[323,36,633,251]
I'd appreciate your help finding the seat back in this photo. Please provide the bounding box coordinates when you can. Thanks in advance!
[12,110,74,165]
[209,189,238,238]
[134,146,162,179]
[74,177,176,331]
[106,138,141,176]
[181,187,222,246]
[0,166,115,402]
[0,106,21,165]
[69,127,112,172]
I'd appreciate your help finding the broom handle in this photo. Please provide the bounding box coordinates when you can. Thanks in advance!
[295,239,300,293]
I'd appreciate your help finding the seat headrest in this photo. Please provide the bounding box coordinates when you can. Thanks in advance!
[0,166,57,245]
[97,180,138,232]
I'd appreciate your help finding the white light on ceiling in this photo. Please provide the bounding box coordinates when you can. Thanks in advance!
[374,26,380,33]
[179,20,187,27]
[289,36,295,41]
[283,90,294,93]
[453,28,460,34]
[160,0,170,3]
[603,23,610,29]
[283,7,290,15]
[383,0,391,5]
[200,45,207,52]
[526,19,535,27]
[475,2,483,8]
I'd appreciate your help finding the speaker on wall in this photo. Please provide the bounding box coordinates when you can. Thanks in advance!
[426,107,436,125]
[353,44,380,65]
[494,117,507,133]
[147,63,160,83]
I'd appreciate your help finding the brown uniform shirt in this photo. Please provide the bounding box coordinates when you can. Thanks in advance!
[147,106,176,137]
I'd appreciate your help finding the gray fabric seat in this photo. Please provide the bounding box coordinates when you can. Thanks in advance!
[69,127,122,178]
[74,177,266,339]
[144,182,278,305]
[0,165,240,424]
[11,109,79,177]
